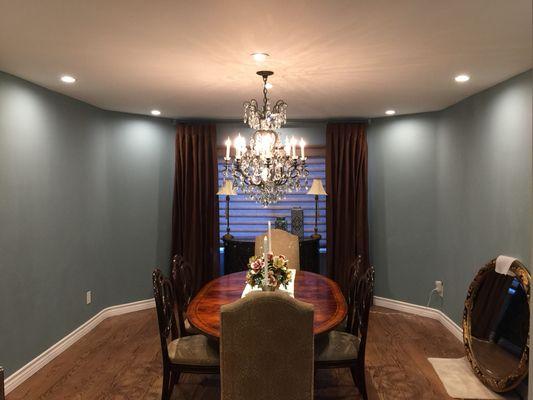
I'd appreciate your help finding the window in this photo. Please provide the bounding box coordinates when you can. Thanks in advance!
[218,155,326,249]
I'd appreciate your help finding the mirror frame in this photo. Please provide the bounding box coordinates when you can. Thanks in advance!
[462,258,530,393]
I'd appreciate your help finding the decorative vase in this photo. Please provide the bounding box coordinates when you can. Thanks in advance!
[291,207,304,238]
[261,283,280,292]
[274,216,288,231]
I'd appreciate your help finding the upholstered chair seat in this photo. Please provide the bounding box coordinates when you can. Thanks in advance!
[255,228,300,270]
[315,331,361,362]
[167,335,219,366]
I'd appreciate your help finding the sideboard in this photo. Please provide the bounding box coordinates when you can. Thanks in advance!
[222,236,320,274]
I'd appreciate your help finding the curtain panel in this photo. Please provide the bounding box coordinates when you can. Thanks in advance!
[172,123,219,291]
[326,122,369,295]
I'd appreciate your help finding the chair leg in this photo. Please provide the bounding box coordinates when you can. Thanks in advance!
[168,369,180,399]
[161,367,171,400]
[350,366,367,400]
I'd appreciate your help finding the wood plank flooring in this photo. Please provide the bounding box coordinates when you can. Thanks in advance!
[7,306,465,399]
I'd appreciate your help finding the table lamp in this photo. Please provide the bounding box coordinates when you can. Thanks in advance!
[217,180,237,240]
[306,179,327,239]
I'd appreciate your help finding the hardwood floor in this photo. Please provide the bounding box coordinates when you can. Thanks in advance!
[7,306,465,399]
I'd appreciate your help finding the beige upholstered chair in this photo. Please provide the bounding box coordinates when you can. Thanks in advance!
[255,229,300,270]
[221,291,314,400]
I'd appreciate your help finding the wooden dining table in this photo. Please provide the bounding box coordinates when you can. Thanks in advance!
[187,270,347,338]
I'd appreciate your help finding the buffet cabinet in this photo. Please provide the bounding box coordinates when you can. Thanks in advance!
[222,237,320,274]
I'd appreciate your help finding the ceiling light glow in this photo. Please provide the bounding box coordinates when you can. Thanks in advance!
[385,110,396,116]
[454,74,470,83]
[264,82,273,89]
[151,110,161,116]
[251,52,269,62]
[60,75,76,83]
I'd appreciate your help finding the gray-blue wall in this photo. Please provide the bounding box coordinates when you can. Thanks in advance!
[1,68,530,380]
[368,71,532,323]
[0,72,175,376]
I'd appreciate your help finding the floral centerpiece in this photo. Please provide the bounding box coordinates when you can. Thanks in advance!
[246,253,292,291]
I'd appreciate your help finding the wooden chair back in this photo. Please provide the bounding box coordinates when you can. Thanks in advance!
[220,291,314,400]
[152,269,180,364]
[171,255,195,335]
[255,229,300,270]
[347,265,375,369]
[346,255,363,331]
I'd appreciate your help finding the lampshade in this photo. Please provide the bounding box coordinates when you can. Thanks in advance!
[217,180,237,196]
[307,179,327,196]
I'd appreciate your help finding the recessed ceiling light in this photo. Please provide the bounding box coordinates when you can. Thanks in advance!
[251,52,269,62]
[454,74,470,83]
[60,75,76,83]
[151,110,161,116]
[385,110,396,116]
[264,82,273,90]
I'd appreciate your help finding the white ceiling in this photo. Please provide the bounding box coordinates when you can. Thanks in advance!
[0,0,531,119]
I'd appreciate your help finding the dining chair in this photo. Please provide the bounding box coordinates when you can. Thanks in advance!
[220,291,314,400]
[255,228,300,270]
[152,269,219,400]
[315,265,375,400]
[171,254,200,335]
[335,255,364,332]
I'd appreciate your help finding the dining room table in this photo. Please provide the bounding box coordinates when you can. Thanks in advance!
[187,270,347,338]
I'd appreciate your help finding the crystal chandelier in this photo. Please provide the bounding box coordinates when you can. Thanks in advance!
[222,71,309,206]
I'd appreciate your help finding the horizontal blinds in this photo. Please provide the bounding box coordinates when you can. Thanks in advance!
[218,156,326,248]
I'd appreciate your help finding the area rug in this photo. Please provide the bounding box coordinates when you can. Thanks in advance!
[428,357,517,399]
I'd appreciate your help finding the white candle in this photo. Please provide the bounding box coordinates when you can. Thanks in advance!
[263,236,269,286]
[284,137,291,154]
[290,136,297,159]
[299,138,306,159]
[268,221,272,253]
[235,133,242,159]
[225,137,231,159]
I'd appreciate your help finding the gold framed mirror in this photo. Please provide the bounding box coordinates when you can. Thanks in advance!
[463,258,530,392]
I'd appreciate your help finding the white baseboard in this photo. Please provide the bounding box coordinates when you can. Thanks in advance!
[374,296,463,342]
[4,298,155,395]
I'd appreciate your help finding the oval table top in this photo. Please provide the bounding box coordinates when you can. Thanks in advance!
[187,270,347,338]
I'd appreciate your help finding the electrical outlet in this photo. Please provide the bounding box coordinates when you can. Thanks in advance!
[86,291,92,305]
[435,281,444,297]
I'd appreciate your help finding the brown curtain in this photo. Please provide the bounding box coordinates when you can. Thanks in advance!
[326,122,369,295]
[171,123,219,292]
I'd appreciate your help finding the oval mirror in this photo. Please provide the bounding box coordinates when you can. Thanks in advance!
[463,258,530,392]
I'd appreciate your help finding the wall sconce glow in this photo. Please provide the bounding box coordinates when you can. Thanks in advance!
[264,82,273,90]
[150,110,161,116]
[385,110,396,116]
[454,74,470,83]
[60,75,76,83]
[251,52,269,62]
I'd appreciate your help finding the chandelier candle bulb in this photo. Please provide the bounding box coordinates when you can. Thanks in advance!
[225,137,232,159]
[299,139,306,159]
[291,137,298,159]
[235,134,243,159]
